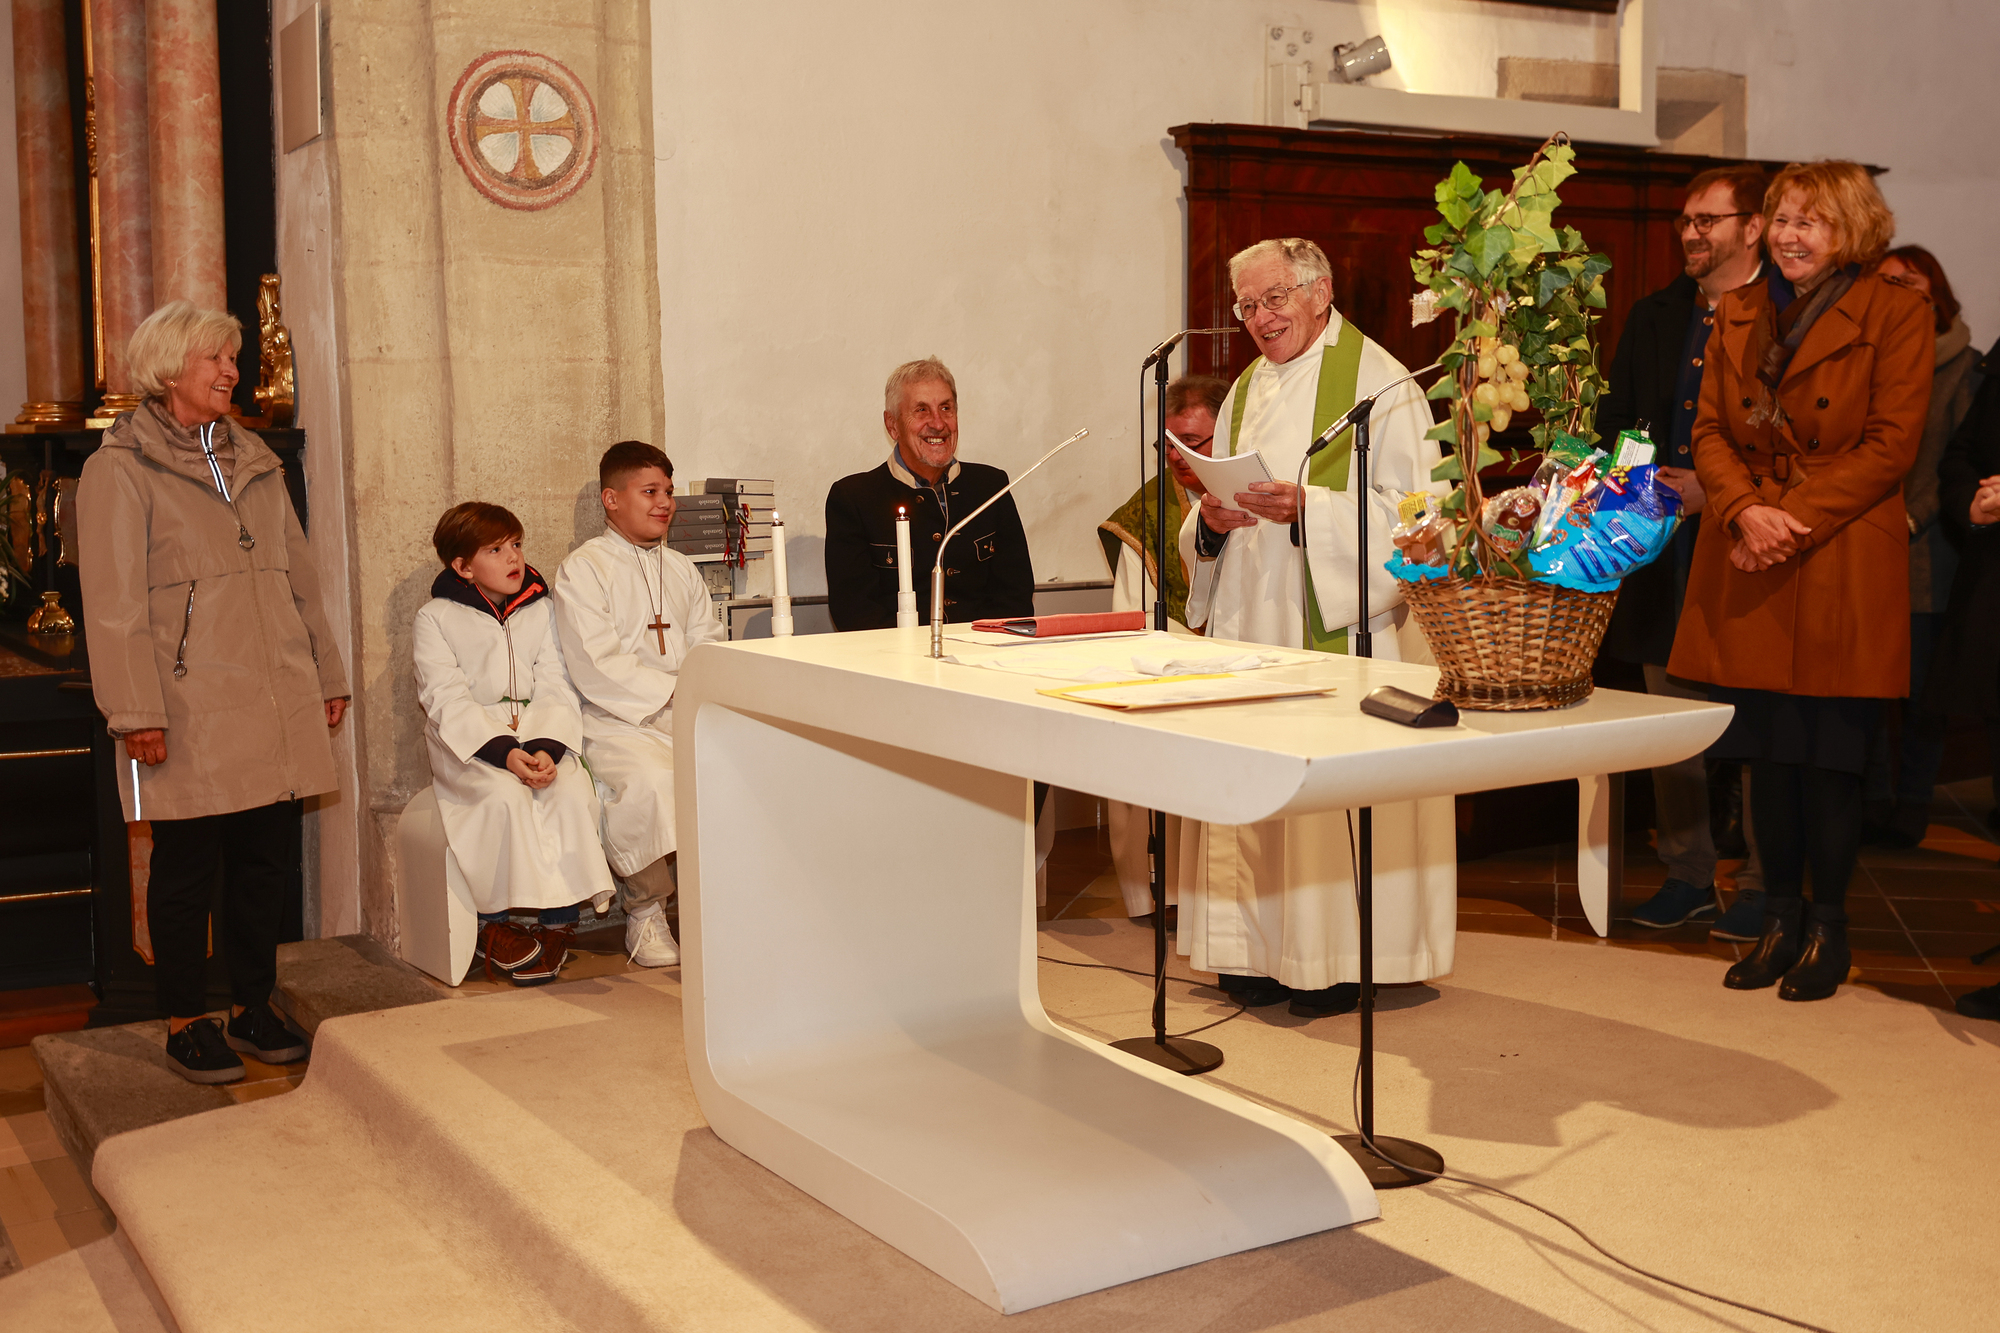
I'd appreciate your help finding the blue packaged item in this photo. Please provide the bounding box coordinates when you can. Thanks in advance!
[1527,463,1681,593]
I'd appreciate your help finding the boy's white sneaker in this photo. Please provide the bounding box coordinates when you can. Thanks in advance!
[626,906,680,967]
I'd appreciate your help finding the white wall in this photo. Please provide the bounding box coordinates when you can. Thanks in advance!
[652,0,1996,595]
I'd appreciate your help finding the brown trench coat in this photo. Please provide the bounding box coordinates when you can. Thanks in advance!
[1668,271,1936,698]
[77,401,349,821]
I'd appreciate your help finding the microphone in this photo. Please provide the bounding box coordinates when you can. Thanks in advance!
[1305,360,1445,457]
[930,428,1090,658]
[1141,328,1237,369]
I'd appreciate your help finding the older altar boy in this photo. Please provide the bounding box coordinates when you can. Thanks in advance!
[554,441,723,967]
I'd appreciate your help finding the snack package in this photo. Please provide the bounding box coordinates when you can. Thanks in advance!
[1479,486,1542,557]
[1612,429,1656,468]
[1391,491,1451,567]
[1527,462,1683,592]
[1533,454,1607,545]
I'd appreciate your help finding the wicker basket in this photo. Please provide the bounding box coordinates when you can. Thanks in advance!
[1402,575,1619,711]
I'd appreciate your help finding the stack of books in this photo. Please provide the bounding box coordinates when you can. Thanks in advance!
[670,479,775,559]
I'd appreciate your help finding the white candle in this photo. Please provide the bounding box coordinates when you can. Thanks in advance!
[770,510,793,637]
[895,506,918,628]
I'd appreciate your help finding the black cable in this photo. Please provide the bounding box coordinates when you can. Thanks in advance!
[1035,955,1250,1039]
[1342,1058,1836,1333]
[1331,825,1833,1333]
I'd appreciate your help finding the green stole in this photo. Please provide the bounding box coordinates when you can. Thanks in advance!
[1226,319,1364,653]
[1098,477,1191,626]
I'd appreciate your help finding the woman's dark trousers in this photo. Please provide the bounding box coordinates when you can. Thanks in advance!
[148,801,296,1020]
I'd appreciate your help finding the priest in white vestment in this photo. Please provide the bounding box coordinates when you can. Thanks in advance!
[554,441,725,968]
[1173,237,1457,1018]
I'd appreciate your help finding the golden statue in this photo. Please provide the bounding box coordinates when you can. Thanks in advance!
[252,273,296,427]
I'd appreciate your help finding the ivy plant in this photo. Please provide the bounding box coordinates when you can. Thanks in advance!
[1410,134,1611,577]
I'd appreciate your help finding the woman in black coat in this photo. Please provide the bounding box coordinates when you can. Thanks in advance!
[1921,337,2000,1019]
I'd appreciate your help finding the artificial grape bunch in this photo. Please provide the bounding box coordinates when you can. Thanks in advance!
[1470,337,1534,441]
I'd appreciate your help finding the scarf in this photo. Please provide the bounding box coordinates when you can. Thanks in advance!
[1747,265,1857,428]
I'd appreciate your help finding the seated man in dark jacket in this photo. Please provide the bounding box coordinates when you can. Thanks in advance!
[1597,163,1769,939]
[825,356,1035,630]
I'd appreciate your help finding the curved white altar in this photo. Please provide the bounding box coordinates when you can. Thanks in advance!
[674,627,1728,1313]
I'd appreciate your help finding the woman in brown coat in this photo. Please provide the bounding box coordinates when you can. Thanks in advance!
[1669,162,1935,1001]
[77,301,350,1083]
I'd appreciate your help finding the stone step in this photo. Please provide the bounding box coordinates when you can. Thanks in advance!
[31,933,442,1178]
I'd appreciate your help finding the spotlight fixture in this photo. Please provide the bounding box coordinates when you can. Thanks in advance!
[1330,35,1392,84]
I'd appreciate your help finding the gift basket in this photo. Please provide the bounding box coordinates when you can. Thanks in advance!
[1387,136,1683,710]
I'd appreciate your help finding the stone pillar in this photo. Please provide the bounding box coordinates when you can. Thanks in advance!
[144,0,225,310]
[92,0,154,414]
[10,0,87,427]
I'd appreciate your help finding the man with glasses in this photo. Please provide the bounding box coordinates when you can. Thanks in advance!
[1600,164,1771,939]
[825,355,1035,630]
[1169,237,1456,1019]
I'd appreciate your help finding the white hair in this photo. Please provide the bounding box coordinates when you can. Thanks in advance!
[127,301,243,398]
[1227,237,1332,293]
[884,356,957,414]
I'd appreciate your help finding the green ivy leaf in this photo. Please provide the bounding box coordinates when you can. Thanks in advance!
[1432,454,1463,482]
[1438,195,1474,230]
[1448,161,1482,200]
[1425,420,1459,445]
[1464,226,1513,276]
[1584,278,1607,308]
[1534,267,1572,306]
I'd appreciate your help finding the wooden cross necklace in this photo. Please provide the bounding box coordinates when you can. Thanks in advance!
[634,542,671,654]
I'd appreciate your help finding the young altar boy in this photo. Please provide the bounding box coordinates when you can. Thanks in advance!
[554,441,724,967]
[414,502,617,985]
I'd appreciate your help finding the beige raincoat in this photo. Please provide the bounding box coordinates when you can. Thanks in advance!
[77,401,348,821]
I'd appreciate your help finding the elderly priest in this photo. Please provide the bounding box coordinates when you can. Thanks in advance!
[1174,237,1457,1018]
[825,356,1035,629]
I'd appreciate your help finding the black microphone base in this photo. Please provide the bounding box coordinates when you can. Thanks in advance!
[1333,1133,1444,1189]
[1109,1035,1224,1076]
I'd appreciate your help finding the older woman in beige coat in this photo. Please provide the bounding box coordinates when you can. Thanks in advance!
[77,301,349,1084]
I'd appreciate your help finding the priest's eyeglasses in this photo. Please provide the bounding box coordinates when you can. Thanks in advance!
[1232,283,1309,321]
[1675,211,1752,235]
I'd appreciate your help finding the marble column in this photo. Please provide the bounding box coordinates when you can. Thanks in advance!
[10,0,87,427]
[144,0,225,311]
[92,0,154,414]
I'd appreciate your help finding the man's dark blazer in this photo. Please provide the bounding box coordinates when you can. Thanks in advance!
[1599,272,1700,667]
[824,454,1035,630]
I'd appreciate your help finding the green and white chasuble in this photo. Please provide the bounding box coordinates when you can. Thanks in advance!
[1172,308,1459,989]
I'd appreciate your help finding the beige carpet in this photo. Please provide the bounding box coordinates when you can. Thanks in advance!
[4,921,1994,1332]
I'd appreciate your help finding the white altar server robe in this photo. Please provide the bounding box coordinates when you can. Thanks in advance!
[554,531,723,876]
[1172,310,1457,988]
[412,592,615,914]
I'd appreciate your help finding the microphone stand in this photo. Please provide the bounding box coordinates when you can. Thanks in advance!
[1108,332,1231,1077]
[928,428,1089,658]
[1300,366,1447,1189]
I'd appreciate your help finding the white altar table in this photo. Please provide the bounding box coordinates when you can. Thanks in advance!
[674,627,1729,1313]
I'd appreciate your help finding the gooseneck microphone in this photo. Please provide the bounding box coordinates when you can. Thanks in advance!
[1305,360,1445,457]
[1140,328,1238,370]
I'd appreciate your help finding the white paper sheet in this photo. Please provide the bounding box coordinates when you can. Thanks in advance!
[941,631,1317,683]
[1169,434,1277,513]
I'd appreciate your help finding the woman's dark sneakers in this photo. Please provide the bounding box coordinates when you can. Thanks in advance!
[166,1017,246,1084]
[226,1003,309,1064]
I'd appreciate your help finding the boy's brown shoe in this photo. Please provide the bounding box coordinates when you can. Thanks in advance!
[477,920,542,980]
[512,924,572,987]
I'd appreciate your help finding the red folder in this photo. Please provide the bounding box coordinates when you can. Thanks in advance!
[969,611,1147,638]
